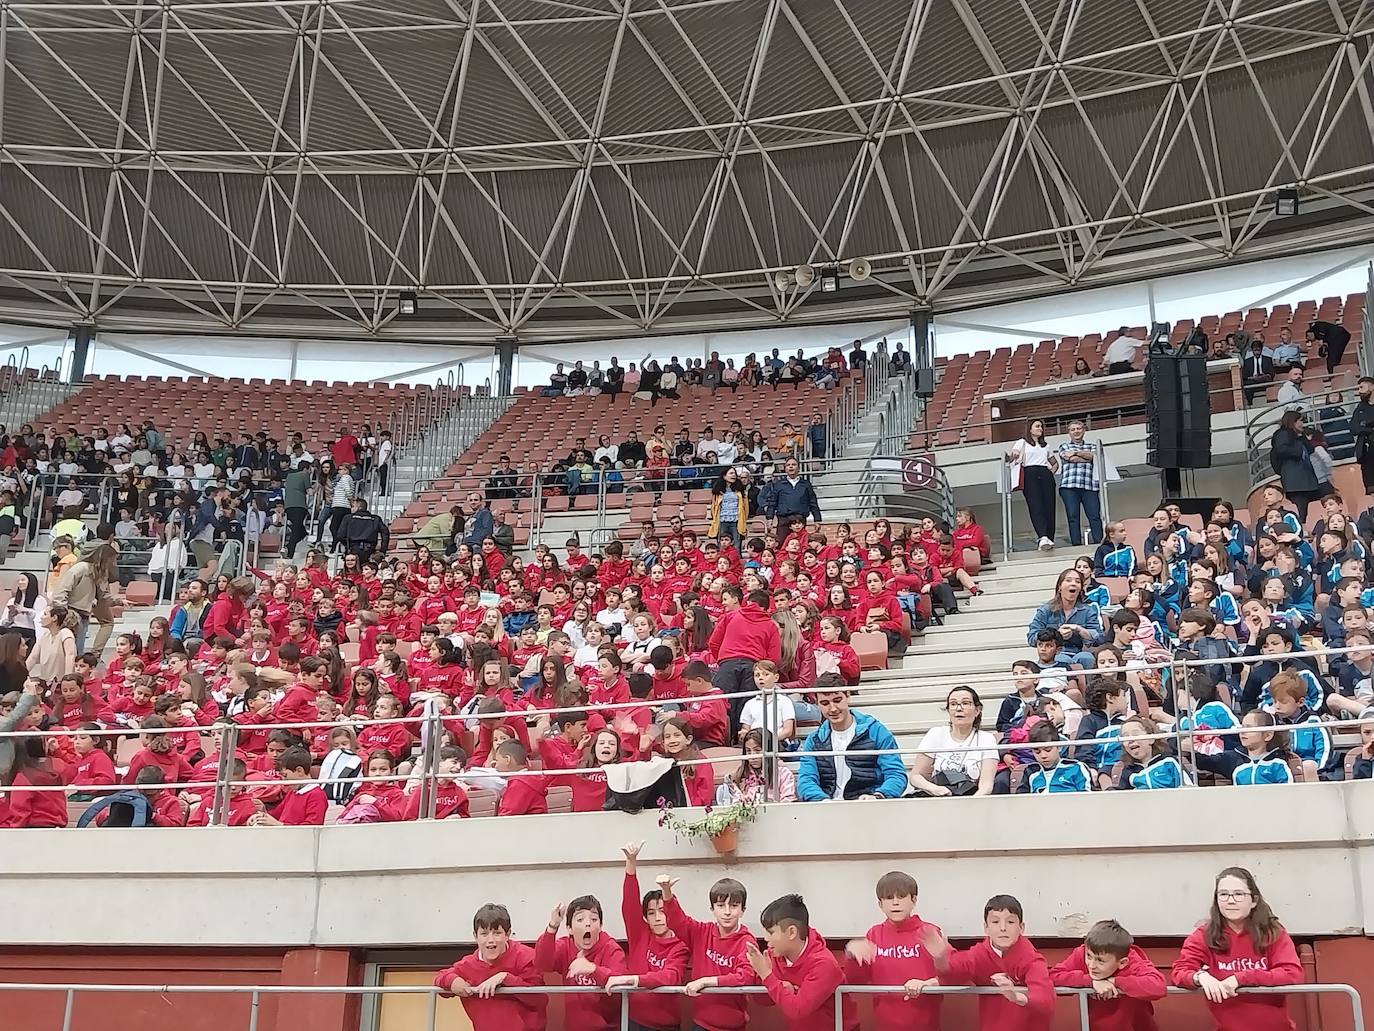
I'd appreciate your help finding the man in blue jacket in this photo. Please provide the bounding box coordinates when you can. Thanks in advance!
[763,457,822,541]
[797,679,908,800]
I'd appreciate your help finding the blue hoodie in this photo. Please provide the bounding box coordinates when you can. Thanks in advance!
[797,709,908,800]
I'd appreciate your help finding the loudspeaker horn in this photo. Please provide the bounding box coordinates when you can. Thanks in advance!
[773,270,791,292]
[795,263,816,288]
[848,257,872,282]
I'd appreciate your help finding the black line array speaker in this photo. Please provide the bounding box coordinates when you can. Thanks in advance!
[1145,353,1212,469]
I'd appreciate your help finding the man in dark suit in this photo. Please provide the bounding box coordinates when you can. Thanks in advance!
[1241,340,1275,403]
[1309,320,1352,376]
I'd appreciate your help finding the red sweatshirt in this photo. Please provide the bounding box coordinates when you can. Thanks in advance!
[709,605,782,663]
[761,927,857,1031]
[537,738,606,812]
[534,929,627,1031]
[1,767,68,827]
[622,873,689,1029]
[663,895,758,1031]
[124,747,194,787]
[938,935,1054,1031]
[388,781,470,821]
[679,688,729,747]
[953,523,992,562]
[274,683,318,725]
[497,770,550,816]
[62,748,116,789]
[272,784,329,826]
[814,640,860,686]
[844,916,943,1031]
[149,790,187,827]
[1170,926,1302,1031]
[357,723,414,764]
[433,942,545,1031]
[1051,945,1165,1031]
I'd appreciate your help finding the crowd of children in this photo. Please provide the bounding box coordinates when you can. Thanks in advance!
[0,507,995,826]
[1003,490,1374,793]
[435,856,1302,1031]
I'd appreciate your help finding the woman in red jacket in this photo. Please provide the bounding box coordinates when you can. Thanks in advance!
[1171,867,1303,1031]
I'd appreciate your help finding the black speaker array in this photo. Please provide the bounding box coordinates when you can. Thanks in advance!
[1145,354,1212,469]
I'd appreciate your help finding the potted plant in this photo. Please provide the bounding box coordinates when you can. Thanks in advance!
[657,797,760,854]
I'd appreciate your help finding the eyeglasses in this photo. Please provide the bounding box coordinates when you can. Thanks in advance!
[1216,890,1252,902]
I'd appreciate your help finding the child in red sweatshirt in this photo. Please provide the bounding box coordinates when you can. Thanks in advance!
[1051,919,1165,1031]
[844,871,942,1031]
[433,903,546,1031]
[534,895,628,1031]
[659,872,758,1031]
[748,893,857,1031]
[0,739,67,828]
[62,723,117,793]
[1169,867,1303,1031]
[923,894,1054,1031]
[603,841,689,1031]
[493,740,549,817]
[249,746,328,826]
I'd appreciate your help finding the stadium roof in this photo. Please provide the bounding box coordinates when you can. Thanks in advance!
[0,0,1372,342]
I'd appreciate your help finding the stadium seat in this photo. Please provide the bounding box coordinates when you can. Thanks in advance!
[852,631,889,671]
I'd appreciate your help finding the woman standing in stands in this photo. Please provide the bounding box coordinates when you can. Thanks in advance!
[1269,410,1321,522]
[707,468,748,550]
[1006,419,1060,551]
[1172,867,1302,1031]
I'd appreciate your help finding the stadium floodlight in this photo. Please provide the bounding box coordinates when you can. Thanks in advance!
[1275,187,1299,217]
[398,290,418,316]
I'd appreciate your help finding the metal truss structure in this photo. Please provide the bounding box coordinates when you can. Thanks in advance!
[0,0,1371,343]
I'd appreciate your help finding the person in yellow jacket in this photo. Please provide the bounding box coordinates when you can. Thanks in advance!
[707,468,749,549]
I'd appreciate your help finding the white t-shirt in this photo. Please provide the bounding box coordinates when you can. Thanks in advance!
[597,606,626,628]
[918,726,998,781]
[740,691,796,734]
[1012,441,1053,468]
[828,720,857,799]
[1104,335,1144,365]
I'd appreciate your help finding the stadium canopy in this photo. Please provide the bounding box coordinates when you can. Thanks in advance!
[0,0,1371,342]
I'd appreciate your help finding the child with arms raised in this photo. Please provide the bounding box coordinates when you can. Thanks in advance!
[656,871,758,1031]
[534,894,627,1031]
[746,893,857,1031]
[844,871,942,1031]
[605,841,688,1031]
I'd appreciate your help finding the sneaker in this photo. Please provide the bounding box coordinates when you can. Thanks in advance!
[969,585,984,597]
[1037,536,1052,551]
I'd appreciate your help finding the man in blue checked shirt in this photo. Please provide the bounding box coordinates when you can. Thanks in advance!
[1055,421,1104,547]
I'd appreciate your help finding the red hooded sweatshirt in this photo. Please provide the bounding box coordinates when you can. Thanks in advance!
[434,940,546,1031]
[761,927,858,1031]
[533,928,627,1031]
[844,915,943,1031]
[663,895,758,1031]
[938,934,1054,1031]
[1170,926,1302,1031]
[1051,945,1166,1031]
[709,604,782,664]
[622,873,689,1029]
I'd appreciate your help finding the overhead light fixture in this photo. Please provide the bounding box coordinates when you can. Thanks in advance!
[398,290,418,316]
[1275,187,1299,217]
[819,268,839,293]
[848,257,872,282]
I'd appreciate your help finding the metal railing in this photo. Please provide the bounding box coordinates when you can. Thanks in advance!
[996,439,1114,561]
[0,352,73,430]
[1242,373,1357,489]
[0,978,1361,1031]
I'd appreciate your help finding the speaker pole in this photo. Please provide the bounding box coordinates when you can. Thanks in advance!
[911,305,935,399]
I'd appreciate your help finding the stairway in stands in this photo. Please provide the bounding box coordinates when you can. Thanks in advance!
[857,547,1089,755]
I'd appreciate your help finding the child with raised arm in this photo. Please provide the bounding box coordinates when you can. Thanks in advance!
[844,871,942,1031]
[656,871,758,1031]
[534,894,627,1031]
[1049,918,1166,1030]
[604,841,689,1031]
[921,894,1054,1031]
[746,894,857,1031]
[433,903,546,1031]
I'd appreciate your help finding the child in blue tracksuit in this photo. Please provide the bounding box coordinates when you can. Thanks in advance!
[1092,523,1137,579]
[1016,721,1092,794]
[1233,710,1296,785]
[1115,714,1190,789]
[1072,675,1129,790]
[1269,671,1335,780]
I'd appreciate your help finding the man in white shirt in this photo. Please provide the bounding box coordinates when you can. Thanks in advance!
[1275,366,1305,409]
[374,430,394,496]
[796,682,908,801]
[1102,327,1146,375]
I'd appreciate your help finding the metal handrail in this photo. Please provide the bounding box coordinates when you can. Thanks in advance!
[0,975,1362,1031]
[1241,375,1357,489]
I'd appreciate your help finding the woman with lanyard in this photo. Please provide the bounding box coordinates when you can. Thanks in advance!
[1006,418,1060,551]
[0,573,45,645]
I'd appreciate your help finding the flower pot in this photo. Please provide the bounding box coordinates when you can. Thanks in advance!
[710,825,738,854]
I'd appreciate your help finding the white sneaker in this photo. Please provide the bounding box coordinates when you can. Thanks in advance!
[1038,536,1054,551]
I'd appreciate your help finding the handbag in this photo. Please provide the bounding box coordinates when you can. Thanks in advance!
[933,769,978,796]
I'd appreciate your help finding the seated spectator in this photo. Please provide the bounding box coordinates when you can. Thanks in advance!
[796,680,907,801]
[1242,340,1276,402]
[543,363,569,397]
[909,686,999,797]
[1026,570,1103,668]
